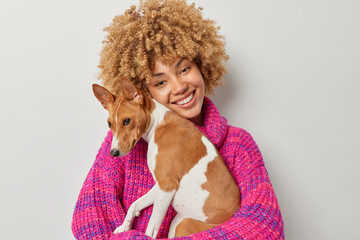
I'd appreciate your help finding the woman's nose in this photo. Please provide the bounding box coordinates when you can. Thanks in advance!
[171,78,188,95]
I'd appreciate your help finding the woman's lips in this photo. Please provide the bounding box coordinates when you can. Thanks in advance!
[174,91,194,105]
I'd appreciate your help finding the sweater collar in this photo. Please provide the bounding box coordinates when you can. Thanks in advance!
[196,96,228,148]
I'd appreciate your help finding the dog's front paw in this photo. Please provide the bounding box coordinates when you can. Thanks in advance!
[145,225,160,239]
[113,223,130,234]
[113,206,140,234]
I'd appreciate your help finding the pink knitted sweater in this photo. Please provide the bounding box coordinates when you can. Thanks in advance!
[72,97,284,239]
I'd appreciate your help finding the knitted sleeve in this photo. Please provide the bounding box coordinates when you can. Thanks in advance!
[71,131,151,240]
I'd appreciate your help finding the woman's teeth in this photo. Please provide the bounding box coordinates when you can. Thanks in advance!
[176,92,194,105]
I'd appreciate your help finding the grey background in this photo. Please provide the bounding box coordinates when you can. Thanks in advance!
[0,0,359,239]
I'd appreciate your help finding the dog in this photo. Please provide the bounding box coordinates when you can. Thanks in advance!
[92,77,240,238]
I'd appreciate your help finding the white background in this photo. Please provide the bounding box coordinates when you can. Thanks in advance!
[0,0,359,239]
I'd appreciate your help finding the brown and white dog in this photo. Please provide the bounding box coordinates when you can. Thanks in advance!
[92,78,240,238]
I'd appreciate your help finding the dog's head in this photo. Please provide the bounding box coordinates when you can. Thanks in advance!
[93,78,151,157]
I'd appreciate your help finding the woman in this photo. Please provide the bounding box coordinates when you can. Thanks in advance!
[72,0,284,239]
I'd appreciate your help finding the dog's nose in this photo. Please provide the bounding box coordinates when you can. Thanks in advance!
[110,149,120,157]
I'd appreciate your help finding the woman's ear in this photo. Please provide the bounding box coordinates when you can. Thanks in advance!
[121,77,143,105]
[92,84,115,110]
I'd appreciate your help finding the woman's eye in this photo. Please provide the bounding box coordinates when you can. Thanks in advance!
[155,81,165,87]
[181,66,190,74]
[123,118,131,126]
[107,121,112,128]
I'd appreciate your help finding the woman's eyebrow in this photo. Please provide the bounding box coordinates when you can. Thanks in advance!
[152,72,164,77]
[175,58,185,69]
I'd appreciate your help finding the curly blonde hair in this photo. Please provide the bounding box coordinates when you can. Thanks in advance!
[98,0,229,96]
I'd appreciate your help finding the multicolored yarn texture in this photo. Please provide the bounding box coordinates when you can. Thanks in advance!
[72,97,284,239]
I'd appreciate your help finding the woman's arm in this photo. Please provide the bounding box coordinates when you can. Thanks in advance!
[71,131,151,240]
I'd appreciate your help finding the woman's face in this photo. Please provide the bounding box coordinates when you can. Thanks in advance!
[147,58,205,125]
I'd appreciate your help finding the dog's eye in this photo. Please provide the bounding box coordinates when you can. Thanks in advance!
[107,121,112,128]
[123,118,131,126]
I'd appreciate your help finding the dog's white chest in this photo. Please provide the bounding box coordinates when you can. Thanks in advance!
[143,101,169,175]
[147,138,158,175]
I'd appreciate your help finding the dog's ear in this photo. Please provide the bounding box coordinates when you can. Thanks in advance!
[92,84,115,110]
[121,77,143,105]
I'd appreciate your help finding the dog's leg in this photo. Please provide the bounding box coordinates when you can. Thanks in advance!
[168,214,185,238]
[145,188,176,238]
[113,187,156,234]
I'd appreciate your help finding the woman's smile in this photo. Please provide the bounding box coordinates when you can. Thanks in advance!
[172,90,195,106]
